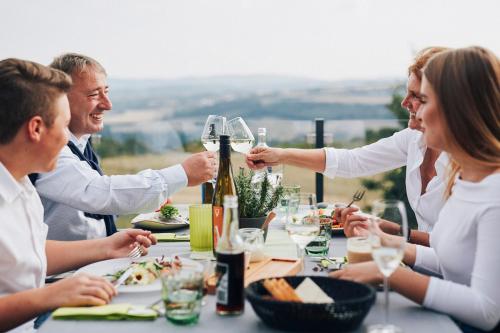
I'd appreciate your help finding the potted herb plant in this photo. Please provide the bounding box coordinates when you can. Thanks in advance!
[235,168,283,240]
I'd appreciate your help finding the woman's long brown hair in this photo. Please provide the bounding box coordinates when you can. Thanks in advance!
[423,47,500,197]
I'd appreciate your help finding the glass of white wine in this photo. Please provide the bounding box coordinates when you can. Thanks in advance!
[201,115,226,152]
[201,115,226,187]
[226,117,255,154]
[368,199,408,333]
[285,193,320,269]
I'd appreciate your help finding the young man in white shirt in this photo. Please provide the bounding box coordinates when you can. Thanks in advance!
[0,58,156,332]
[33,53,217,241]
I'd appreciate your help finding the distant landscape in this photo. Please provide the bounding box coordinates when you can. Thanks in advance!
[103,75,405,152]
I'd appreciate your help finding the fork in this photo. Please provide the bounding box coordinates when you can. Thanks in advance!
[127,245,143,259]
[346,189,366,208]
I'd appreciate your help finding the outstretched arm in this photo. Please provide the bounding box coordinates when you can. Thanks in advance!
[246,147,326,173]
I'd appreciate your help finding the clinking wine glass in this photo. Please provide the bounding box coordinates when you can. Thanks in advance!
[368,199,408,333]
[201,115,226,187]
[226,117,255,154]
[285,193,320,270]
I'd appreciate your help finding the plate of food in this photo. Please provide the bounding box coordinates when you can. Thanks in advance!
[131,205,189,231]
[75,256,202,293]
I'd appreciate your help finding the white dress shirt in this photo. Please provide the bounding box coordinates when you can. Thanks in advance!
[324,128,448,232]
[35,133,188,240]
[414,173,500,331]
[0,163,47,333]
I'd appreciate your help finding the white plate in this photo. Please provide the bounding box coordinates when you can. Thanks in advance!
[75,256,202,293]
[131,211,189,231]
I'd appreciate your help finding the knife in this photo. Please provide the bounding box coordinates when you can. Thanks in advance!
[113,267,134,288]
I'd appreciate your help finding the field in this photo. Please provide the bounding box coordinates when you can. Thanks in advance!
[101,151,383,229]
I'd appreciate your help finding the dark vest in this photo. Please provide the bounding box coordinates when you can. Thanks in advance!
[30,139,117,236]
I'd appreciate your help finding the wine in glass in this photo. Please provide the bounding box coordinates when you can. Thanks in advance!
[201,115,226,152]
[368,199,408,333]
[226,117,255,154]
[285,193,320,268]
[201,115,226,195]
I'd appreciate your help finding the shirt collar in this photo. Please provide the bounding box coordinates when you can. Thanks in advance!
[69,132,91,153]
[453,173,500,203]
[0,162,35,203]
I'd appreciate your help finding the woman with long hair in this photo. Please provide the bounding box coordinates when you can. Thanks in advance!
[246,47,448,246]
[332,46,500,332]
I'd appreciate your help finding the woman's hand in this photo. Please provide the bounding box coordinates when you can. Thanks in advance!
[335,206,370,238]
[245,147,284,170]
[329,261,384,285]
[105,229,157,259]
[42,273,116,309]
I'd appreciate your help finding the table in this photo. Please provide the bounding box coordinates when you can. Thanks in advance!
[39,222,460,333]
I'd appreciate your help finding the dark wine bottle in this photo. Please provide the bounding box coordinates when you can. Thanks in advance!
[201,182,214,204]
[215,195,245,315]
[212,134,236,253]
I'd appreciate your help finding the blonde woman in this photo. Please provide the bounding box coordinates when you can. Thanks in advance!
[247,47,448,246]
[332,47,500,332]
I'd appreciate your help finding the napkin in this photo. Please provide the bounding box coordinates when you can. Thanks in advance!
[52,303,158,321]
[154,233,190,242]
[295,278,334,303]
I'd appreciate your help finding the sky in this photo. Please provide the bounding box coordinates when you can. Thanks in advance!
[1,0,499,81]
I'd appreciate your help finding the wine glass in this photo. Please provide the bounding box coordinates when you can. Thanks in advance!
[201,115,226,187]
[201,115,226,152]
[368,199,408,333]
[285,193,320,270]
[226,117,255,154]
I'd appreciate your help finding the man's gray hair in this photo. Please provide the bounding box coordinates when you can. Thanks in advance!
[49,53,107,76]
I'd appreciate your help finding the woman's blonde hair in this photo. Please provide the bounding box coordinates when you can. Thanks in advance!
[423,46,500,196]
[408,46,449,80]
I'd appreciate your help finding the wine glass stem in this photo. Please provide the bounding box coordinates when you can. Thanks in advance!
[383,275,389,324]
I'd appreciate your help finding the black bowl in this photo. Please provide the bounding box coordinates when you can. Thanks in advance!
[246,276,376,332]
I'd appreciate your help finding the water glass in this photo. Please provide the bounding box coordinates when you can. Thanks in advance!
[305,218,331,257]
[346,236,373,264]
[189,204,213,253]
[238,228,266,263]
[161,268,204,325]
[278,184,301,223]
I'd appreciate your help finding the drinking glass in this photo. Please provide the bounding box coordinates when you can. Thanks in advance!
[189,204,213,253]
[161,268,204,325]
[201,115,226,152]
[238,228,266,263]
[278,184,301,224]
[368,199,408,333]
[226,117,255,154]
[285,193,320,266]
[201,115,226,188]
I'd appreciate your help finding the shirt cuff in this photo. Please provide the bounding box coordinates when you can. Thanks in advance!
[414,245,440,275]
[158,164,188,195]
[323,147,339,178]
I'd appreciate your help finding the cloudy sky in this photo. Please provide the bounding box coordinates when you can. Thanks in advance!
[1,0,498,81]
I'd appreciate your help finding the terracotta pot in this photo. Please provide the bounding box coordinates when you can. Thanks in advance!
[239,216,268,241]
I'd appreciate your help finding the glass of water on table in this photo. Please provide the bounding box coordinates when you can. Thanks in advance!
[285,193,320,269]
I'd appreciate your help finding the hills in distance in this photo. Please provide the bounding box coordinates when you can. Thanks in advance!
[107,74,405,122]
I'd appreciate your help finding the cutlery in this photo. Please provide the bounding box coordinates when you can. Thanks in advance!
[113,267,134,288]
[346,189,366,208]
[127,245,143,259]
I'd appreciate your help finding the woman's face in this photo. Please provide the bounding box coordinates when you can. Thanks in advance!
[401,72,424,131]
[416,76,447,151]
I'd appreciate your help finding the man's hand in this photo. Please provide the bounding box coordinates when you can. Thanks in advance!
[105,229,157,259]
[181,151,217,186]
[42,273,116,309]
[245,147,283,170]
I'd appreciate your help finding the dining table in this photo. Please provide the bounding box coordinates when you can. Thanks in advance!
[39,207,461,333]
